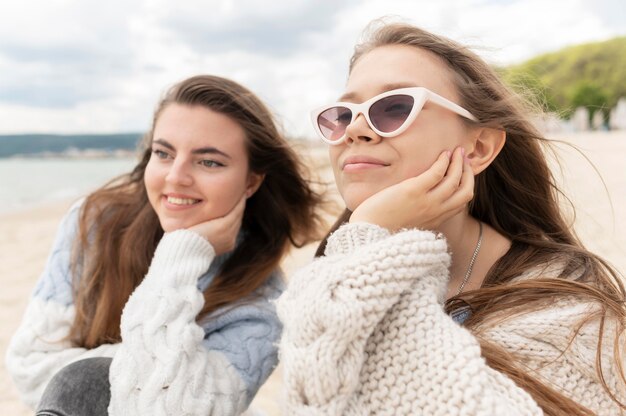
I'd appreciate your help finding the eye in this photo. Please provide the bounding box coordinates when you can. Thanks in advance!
[383,102,412,116]
[152,149,170,159]
[371,95,414,120]
[336,111,352,123]
[200,159,225,168]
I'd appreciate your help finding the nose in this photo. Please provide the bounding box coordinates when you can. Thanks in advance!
[343,113,382,145]
[165,158,193,187]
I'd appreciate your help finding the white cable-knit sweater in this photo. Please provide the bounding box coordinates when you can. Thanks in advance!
[276,222,625,415]
[6,203,283,415]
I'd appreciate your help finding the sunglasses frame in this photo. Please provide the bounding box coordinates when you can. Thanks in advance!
[311,87,478,145]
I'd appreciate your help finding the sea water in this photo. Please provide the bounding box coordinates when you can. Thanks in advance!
[0,158,137,214]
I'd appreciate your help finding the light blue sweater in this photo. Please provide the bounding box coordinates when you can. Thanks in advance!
[7,202,284,414]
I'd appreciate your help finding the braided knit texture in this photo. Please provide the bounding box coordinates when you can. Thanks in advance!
[108,230,255,416]
[6,204,283,414]
[277,222,624,415]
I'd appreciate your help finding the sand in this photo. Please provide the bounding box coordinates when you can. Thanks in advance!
[1,131,625,415]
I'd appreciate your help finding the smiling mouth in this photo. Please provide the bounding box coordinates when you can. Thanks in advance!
[165,196,201,205]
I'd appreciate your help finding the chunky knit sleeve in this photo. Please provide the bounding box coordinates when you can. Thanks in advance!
[108,229,282,416]
[482,299,626,414]
[5,201,119,410]
[277,223,449,414]
[277,222,543,415]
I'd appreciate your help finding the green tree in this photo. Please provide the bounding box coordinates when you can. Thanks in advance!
[569,81,609,124]
[504,36,626,121]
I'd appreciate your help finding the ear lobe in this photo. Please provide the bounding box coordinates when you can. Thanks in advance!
[246,172,265,198]
[467,128,506,175]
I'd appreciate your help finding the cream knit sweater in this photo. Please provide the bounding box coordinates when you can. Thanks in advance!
[276,222,625,415]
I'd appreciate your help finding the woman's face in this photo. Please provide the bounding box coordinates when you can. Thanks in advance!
[329,45,474,211]
[144,103,258,232]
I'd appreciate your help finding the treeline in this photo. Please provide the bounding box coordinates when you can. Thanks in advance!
[0,133,143,158]
[502,36,626,122]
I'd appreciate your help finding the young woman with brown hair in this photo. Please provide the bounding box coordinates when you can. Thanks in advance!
[6,75,324,416]
[277,22,626,415]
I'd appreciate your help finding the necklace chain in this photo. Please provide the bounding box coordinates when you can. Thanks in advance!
[455,221,483,296]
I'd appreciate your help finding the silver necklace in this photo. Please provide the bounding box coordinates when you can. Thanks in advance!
[455,221,483,296]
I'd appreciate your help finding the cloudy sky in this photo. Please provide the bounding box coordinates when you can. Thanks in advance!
[0,0,624,137]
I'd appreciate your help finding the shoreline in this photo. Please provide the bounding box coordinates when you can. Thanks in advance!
[0,198,80,217]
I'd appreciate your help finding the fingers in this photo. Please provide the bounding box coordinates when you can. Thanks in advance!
[430,147,464,197]
[425,146,473,217]
[187,193,247,253]
[397,146,468,203]
[415,150,451,191]
[350,145,474,231]
[440,152,475,213]
[458,153,475,194]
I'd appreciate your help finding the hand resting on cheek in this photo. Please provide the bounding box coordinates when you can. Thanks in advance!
[350,146,473,232]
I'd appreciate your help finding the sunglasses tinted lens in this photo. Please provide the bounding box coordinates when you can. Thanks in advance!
[369,94,414,133]
[317,107,352,141]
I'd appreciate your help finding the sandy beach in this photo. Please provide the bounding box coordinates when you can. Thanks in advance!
[1,132,625,415]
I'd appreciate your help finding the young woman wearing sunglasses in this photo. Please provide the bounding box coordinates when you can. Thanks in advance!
[277,22,626,415]
[6,75,324,416]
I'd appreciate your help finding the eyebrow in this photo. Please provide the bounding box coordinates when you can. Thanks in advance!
[338,82,419,102]
[152,138,231,159]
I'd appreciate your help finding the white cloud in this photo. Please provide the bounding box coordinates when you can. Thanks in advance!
[0,0,623,135]
[453,0,617,65]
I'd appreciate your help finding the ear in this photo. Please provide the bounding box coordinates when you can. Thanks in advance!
[466,128,506,175]
[245,172,265,198]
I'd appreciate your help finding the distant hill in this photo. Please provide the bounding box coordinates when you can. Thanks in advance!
[0,133,143,158]
[503,36,626,119]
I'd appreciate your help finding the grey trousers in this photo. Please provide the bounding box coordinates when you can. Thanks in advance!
[36,357,112,416]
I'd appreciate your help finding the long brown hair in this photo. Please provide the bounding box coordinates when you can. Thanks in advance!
[318,21,626,414]
[69,75,325,348]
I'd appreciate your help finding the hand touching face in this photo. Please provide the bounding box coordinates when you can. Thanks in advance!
[350,147,474,231]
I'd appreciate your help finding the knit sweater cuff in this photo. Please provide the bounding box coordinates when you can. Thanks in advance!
[147,229,216,287]
[325,222,391,256]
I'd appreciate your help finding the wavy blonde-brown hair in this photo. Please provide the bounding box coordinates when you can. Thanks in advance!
[69,75,325,348]
[317,22,625,415]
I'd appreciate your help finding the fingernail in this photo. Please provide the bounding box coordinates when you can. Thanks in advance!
[446,150,452,159]
[461,147,466,157]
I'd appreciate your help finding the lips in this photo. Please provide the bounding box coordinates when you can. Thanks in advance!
[342,155,390,171]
